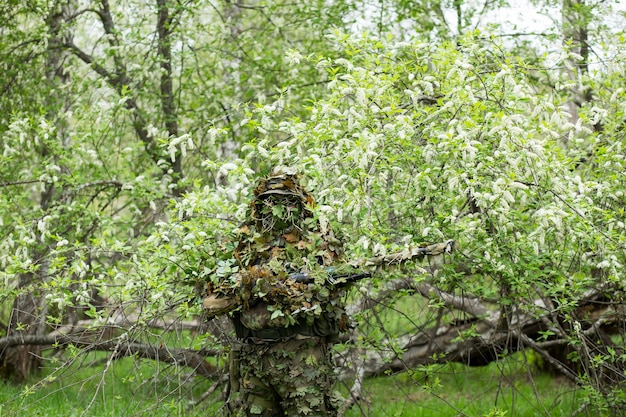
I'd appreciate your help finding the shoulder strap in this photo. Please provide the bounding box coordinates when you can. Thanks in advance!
[231,312,250,339]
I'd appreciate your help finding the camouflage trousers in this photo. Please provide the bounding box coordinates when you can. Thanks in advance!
[228,336,340,416]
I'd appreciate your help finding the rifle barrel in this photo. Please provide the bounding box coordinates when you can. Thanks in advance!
[289,272,371,285]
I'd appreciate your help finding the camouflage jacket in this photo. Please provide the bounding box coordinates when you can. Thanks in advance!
[204,174,351,334]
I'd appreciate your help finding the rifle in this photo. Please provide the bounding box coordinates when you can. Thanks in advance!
[202,239,455,315]
[287,239,455,287]
[360,239,455,267]
[288,271,372,286]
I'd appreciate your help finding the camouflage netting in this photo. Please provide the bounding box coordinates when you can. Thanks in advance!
[208,173,352,332]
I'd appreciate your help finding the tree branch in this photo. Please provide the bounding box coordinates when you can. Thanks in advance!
[64,1,177,181]
[415,282,491,319]
[517,332,582,384]
[0,334,218,378]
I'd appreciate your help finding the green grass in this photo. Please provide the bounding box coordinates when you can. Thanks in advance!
[0,354,215,417]
[0,352,582,417]
[342,360,581,417]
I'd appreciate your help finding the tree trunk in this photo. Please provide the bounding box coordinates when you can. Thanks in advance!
[3,271,48,382]
[1,1,73,384]
[562,0,592,130]
[156,0,183,196]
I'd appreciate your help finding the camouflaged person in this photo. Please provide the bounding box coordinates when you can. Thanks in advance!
[203,173,357,416]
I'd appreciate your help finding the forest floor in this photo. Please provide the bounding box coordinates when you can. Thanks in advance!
[0,351,581,417]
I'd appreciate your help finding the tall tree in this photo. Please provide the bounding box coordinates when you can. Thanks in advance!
[1,0,77,383]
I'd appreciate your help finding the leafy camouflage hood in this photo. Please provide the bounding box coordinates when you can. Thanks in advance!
[248,173,314,234]
[234,173,341,269]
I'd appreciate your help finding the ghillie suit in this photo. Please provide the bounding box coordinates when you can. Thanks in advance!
[205,173,354,416]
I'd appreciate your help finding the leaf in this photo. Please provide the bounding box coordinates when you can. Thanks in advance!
[270,308,285,320]
[295,240,309,250]
[272,205,284,218]
[283,230,299,243]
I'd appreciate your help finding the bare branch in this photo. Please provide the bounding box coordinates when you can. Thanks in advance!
[0,334,219,378]
[337,340,367,417]
[75,180,123,192]
[415,282,491,318]
[0,179,47,187]
[191,373,229,408]
[517,332,582,384]
[48,316,203,337]
[65,40,114,82]
[64,7,100,23]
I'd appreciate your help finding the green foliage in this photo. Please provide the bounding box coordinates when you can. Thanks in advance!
[228,28,626,414]
[237,29,617,299]
[1,0,626,415]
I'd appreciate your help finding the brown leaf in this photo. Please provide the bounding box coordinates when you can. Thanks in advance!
[283,229,299,243]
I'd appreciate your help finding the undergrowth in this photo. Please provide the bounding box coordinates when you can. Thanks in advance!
[0,352,581,417]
